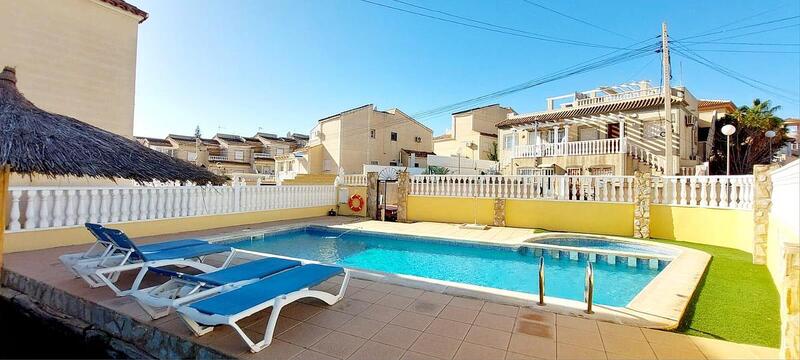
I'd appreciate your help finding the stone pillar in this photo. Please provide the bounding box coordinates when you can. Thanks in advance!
[493,198,505,227]
[366,172,378,220]
[397,171,409,223]
[633,171,652,239]
[782,244,800,360]
[753,164,774,265]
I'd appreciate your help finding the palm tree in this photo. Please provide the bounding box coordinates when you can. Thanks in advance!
[710,99,788,175]
[486,141,499,161]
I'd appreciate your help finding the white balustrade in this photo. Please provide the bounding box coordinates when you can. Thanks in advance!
[410,175,634,203]
[4,185,336,232]
[514,138,624,158]
[650,175,754,209]
[340,174,368,186]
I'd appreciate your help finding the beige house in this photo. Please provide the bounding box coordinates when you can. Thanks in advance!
[497,81,705,176]
[1,0,147,185]
[276,104,433,178]
[697,99,737,163]
[433,104,515,161]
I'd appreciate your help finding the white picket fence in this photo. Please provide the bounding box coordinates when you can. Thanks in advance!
[410,175,635,203]
[5,185,336,232]
[410,174,755,208]
[651,175,754,209]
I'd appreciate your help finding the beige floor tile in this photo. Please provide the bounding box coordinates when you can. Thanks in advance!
[348,278,375,289]
[555,314,597,331]
[408,300,447,317]
[438,305,480,324]
[474,312,516,332]
[391,286,425,299]
[517,307,556,326]
[309,331,366,359]
[349,341,406,360]
[505,352,541,360]
[601,335,655,359]
[338,316,386,339]
[245,316,300,336]
[689,336,761,360]
[482,302,519,317]
[360,303,403,322]
[292,349,338,360]
[391,311,436,331]
[641,329,696,345]
[381,293,417,310]
[372,324,423,349]
[514,319,556,340]
[205,331,251,356]
[448,297,486,311]
[556,325,604,351]
[409,333,463,359]
[307,309,355,330]
[597,322,645,341]
[349,288,388,303]
[465,325,511,350]
[327,298,372,316]
[649,341,706,360]
[425,318,472,340]
[366,282,398,293]
[401,351,441,360]
[508,333,556,360]
[277,322,333,347]
[454,341,507,360]
[418,291,454,305]
[281,303,325,321]
[236,339,303,360]
[556,343,607,360]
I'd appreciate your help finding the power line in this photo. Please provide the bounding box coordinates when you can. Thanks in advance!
[518,0,634,40]
[411,40,660,119]
[679,48,800,54]
[355,0,636,49]
[679,23,800,44]
[698,5,785,34]
[677,15,800,41]
[680,41,799,46]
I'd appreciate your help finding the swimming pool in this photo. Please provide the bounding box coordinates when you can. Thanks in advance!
[227,226,670,307]
[533,238,680,257]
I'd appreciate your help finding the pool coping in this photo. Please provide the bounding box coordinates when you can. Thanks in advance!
[211,223,710,330]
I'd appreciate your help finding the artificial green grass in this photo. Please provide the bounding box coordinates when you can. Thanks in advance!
[647,238,781,348]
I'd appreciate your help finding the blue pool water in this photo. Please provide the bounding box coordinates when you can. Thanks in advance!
[228,226,666,306]
[534,238,679,257]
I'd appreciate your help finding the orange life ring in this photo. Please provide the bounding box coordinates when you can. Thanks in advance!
[347,194,364,212]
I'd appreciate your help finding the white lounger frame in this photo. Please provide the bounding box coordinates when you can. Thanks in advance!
[177,270,351,353]
[59,239,116,278]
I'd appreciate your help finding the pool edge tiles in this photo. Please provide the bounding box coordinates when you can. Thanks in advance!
[221,224,709,329]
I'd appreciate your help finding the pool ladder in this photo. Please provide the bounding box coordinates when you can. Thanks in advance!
[536,256,595,314]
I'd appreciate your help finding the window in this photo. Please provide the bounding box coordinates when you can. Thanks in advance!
[275,148,284,155]
[187,152,197,162]
[324,159,334,171]
[370,160,379,165]
[414,136,422,143]
[390,132,398,141]
[389,161,398,166]
[590,166,614,175]
[503,133,516,149]
[370,129,376,139]
[643,121,665,139]
[567,167,582,176]
[414,163,420,168]
[234,150,244,160]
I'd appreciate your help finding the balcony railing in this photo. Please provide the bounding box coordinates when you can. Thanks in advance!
[253,152,273,159]
[575,88,662,107]
[514,138,625,158]
[208,155,227,162]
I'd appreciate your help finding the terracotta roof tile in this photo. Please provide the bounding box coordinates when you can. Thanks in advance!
[99,0,148,22]
[497,97,686,128]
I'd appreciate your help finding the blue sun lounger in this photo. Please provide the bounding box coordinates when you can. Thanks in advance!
[80,229,237,295]
[128,256,302,319]
[60,223,209,280]
[177,263,350,353]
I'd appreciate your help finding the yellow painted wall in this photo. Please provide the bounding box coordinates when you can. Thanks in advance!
[650,205,754,253]
[505,200,634,236]
[407,196,495,225]
[338,186,368,217]
[4,206,332,253]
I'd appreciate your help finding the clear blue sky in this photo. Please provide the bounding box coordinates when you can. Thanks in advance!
[129,0,800,138]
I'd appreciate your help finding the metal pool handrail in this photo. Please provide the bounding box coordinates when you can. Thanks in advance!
[584,262,594,314]
[537,256,545,306]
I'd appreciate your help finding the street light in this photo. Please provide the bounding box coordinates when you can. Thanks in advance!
[721,124,736,175]
[765,130,776,163]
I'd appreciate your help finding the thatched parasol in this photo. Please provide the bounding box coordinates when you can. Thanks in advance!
[0,66,226,267]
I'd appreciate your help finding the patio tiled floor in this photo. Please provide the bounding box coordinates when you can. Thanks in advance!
[2,216,780,359]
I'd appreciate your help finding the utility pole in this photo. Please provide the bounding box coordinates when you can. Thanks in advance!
[661,22,673,176]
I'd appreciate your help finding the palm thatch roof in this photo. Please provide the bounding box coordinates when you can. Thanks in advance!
[0,66,225,185]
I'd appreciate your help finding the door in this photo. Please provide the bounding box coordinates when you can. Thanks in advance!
[607,123,620,139]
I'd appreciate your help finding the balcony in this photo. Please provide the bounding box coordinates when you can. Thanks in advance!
[253,152,273,159]
[513,138,625,158]
[575,88,662,107]
[208,155,227,162]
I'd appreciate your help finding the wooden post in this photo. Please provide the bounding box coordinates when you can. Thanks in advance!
[0,166,9,277]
